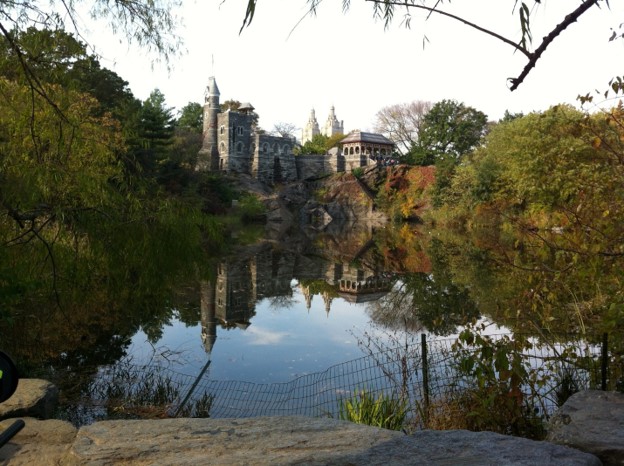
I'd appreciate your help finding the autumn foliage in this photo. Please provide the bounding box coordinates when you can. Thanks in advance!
[376,165,436,220]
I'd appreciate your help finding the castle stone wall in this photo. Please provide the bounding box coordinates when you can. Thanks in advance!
[295,154,345,180]
[253,135,297,185]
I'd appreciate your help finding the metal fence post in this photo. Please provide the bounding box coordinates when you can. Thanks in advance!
[421,333,430,425]
[601,333,608,391]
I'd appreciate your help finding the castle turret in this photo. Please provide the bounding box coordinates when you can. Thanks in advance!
[196,76,221,171]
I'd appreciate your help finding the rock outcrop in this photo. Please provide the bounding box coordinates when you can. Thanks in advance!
[0,381,618,465]
[0,379,58,421]
[0,416,601,465]
[547,389,624,466]
[0,418,76,465]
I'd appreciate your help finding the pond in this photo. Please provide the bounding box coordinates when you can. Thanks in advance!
[1,221,620,426]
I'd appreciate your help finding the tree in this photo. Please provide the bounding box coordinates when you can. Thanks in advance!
[0,78,125,295]
[177,102,203,132]
[221,99,242,112]
[411,99,487,165]
[0,28,139,118]
[238,0,615,90]
[134,89,175,174]
[271,122,298,139]
[373,101,432,156]
[296,133,332,155]
[0,0,181,76]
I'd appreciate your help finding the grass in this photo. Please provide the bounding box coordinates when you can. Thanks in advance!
[63,362,215,424]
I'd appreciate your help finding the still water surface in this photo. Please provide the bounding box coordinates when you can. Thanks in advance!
[127,281,382,384]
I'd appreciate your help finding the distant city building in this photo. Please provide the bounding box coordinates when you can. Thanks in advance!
[301,109,320,145]
[301,106,344,145]
[196,77,393,184]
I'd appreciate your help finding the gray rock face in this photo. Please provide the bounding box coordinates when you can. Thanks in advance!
[0,417,77,465]
[547,390,624,465]
[64,416,401,465]
[61,417,600,466]
[0,379,58,420]
[396,430,602,466]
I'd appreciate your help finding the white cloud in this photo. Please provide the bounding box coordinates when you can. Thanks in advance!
[245,326,289,346]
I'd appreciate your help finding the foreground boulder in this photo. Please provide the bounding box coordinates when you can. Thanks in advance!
[0,379,58,421]
[0,418,77,465]
[548,390,624,465]
[61,417,599,465]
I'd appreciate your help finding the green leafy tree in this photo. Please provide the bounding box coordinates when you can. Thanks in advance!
[297,133,330,155]
[176,102,203,132]
[0,28,140,117]
[0,0,181,82]
[412,99,488,164]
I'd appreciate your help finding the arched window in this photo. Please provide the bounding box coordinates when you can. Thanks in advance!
[262,143,269,153]
[236,142,244,153]
[219,142,226,154]
[219,125,224,135]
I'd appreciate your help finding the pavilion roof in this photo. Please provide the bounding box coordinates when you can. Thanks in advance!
[340,131,394,146]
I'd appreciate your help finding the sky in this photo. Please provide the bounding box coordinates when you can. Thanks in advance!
[86,0,624,134]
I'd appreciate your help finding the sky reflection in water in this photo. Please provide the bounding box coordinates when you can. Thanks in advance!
[127,280,381,385]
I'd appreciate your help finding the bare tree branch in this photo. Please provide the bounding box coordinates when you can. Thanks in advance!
[508,0,600,90]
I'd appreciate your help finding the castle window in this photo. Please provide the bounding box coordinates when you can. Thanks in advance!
[262,143,269,153]
[237,126,244,136]
[219,142,226,154]
[272,143,278,153]
[220,125,225,135]
[236,142,244,153]
[355,146,360,154]
[283,145,290,153]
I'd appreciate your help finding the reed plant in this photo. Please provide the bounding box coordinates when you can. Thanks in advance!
[338,388,407,431]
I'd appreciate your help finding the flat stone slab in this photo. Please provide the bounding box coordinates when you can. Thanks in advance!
[0,379,58,420]
[62,416,600,465]
[0,418,77,465]
[63,416,402,465]
[548,390,624,465]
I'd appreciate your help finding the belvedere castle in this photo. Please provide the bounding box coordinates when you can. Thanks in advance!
[196,77,395,185]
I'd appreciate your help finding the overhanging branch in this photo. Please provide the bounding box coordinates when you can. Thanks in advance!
[364,0,601,91]
[509,0,600,90]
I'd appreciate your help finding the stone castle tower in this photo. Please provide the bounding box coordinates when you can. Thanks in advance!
[196,76,220,171]
[301,107,344,145]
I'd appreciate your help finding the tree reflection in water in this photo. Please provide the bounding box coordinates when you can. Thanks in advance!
[1,220,623,425]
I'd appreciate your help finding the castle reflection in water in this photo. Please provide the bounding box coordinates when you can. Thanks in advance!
[200,242,394,353]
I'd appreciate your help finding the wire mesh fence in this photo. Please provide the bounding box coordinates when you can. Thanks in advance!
[71,332,619,428]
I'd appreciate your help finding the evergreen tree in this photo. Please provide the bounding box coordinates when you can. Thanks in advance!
[135,89,175,174]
